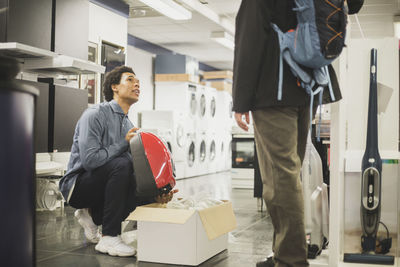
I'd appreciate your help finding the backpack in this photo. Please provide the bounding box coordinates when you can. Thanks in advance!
[272,0,349,138]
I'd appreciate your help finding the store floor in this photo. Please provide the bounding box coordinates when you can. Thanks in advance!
[36,171,273,267]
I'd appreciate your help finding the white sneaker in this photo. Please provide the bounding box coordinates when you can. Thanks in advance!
[95,235,136,257]
[74,209,101,244]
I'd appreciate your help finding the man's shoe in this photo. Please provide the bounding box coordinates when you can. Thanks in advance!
[256,256,274,267]
[95,236,136,257]
[74,209,101,244]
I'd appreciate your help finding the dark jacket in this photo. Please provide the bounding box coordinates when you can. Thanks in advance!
[232,0,342,113]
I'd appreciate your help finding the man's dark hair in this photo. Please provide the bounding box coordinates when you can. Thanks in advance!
[103,66,135,101]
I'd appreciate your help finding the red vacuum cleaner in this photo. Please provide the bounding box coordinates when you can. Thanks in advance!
[130,132,176,197]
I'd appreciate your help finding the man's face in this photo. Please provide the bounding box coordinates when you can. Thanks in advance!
[112,72,140,104]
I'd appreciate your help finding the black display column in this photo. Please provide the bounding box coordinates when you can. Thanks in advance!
[0,57,38,267]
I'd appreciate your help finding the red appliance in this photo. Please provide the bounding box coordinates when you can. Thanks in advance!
[130,132,176,197]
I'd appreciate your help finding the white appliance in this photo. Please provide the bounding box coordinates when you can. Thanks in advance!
[155,82,199,131]
[205,86,218,131]
[231,133,255,189]
[215,131,232,172]
[197,86,217,133]
[184,133,198,178]
[36,177,63,211]
[207,131,218,174]
[197,131,208,176]
[140,110,189,161]
[140,110,190,180]
[225,134,233,171]
[197,86,207,132]
[301,135,329,253]
[215,90,234,133]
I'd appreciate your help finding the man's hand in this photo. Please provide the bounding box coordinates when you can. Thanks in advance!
[155,189,179,204]
[234,112,250,131]
[125,127,139,143]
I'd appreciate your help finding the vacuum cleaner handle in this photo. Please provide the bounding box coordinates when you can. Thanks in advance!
[362,48,381,166]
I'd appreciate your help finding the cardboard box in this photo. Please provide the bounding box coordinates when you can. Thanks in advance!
[203,80,232,94]
[203,70,233,80]
[127,200,237,266]
[155,73,200,84]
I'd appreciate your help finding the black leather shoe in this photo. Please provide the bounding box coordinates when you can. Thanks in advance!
[256,256,274,267]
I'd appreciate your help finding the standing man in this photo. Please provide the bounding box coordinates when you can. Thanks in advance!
[59,66,176,257]
[233,0,363,266]
[232,1,345,266]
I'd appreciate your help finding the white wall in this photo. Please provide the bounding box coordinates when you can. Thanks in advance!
[346,38,399,152]
[88,3,127,48]
[126,45,155,126]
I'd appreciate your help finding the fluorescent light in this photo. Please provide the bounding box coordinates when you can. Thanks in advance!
[211,31,234,50]
[138,0,192,20]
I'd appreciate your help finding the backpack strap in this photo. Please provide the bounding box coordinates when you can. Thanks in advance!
[278,47,283,100]
[324,65,336,101]
[309,85,324,142]
[273,23,313,100]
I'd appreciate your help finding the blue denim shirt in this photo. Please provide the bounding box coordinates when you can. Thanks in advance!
[59,100,134,202]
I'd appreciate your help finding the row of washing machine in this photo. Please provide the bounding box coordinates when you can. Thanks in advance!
[140,81,235,179]
[141,110,232,179]
[154,81,235,134]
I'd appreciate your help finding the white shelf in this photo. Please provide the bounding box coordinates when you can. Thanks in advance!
[23,55,105,75]
[36,161,64,176]
[0,42,105,75]
[0,42,56,59]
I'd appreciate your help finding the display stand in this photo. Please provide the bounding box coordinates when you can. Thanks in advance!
[328,38,399,267]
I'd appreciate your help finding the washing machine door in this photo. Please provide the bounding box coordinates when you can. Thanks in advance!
[199,94,206,117]
[200,140,206,162]
[188,141,195,167]
[176,124,185,148]
[210,96,216,118]
[190,93,197,116]
[210,140,216,161]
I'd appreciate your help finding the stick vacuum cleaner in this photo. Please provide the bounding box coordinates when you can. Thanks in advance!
[343,49,394,265]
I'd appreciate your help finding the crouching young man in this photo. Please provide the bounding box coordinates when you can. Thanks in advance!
[59,66,177,257]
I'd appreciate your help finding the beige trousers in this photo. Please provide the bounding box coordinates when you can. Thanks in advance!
[253,106,310,267]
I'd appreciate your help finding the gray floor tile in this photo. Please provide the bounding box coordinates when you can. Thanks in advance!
[36,171,273,267]
[36,250,63,261]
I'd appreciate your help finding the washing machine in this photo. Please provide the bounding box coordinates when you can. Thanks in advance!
[207,131,218,174]
[215,130,232,172]
[184,132,198,178]
[155,82,199,131]
[137,126,186,180]
[197,131,208,176]
[140,110,192,162]
[214,132,226,173]
[205,86,218,131]
[196,85,207,133]
[224,133,233,171]
[215,90,234,133]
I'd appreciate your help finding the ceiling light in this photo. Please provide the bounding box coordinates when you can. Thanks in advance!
[211,31,234,50]
[138,0,192,20]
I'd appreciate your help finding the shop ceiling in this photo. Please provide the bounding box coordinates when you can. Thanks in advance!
[125,0,400,71]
